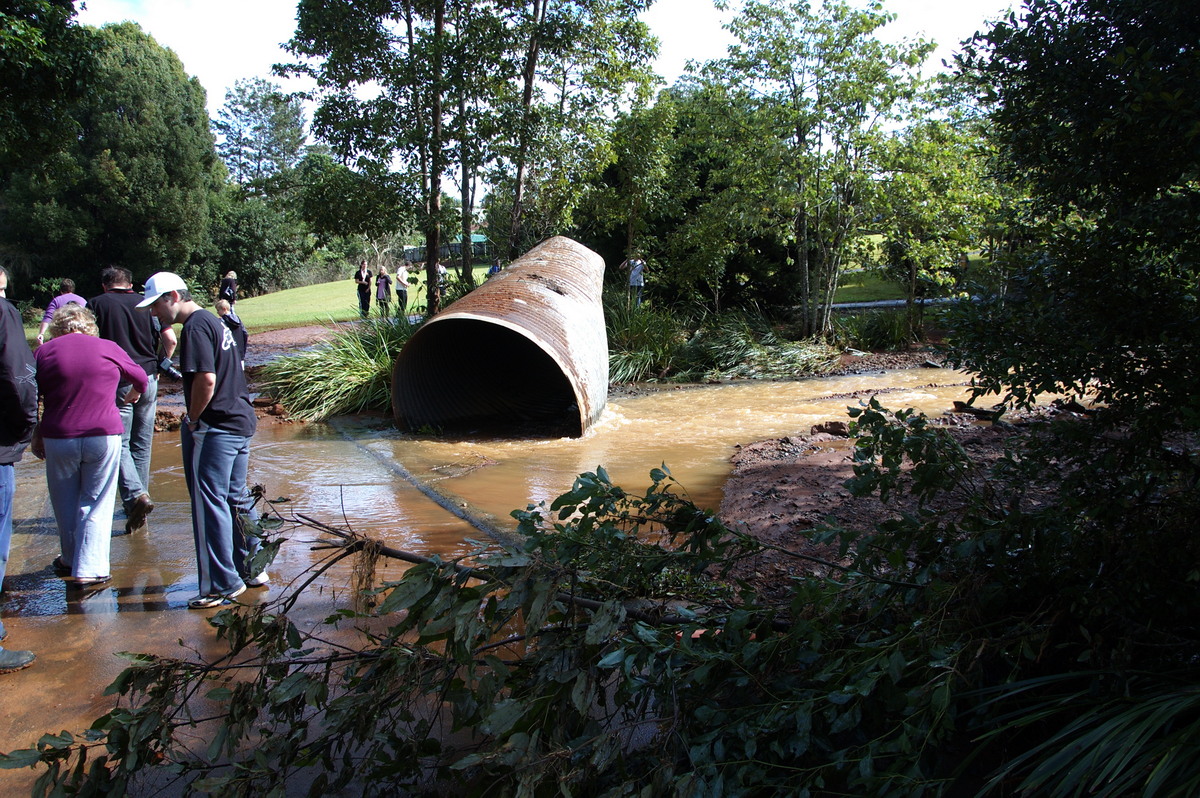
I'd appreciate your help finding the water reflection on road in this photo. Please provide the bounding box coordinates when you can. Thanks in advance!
[0,367,975,787]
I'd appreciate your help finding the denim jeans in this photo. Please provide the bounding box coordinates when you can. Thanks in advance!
[117,373,158,508]
[181,423,257,596]
[0,463,13,590]
[44,435,121,579]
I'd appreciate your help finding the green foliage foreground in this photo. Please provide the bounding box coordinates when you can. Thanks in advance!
[6,401,1199,796]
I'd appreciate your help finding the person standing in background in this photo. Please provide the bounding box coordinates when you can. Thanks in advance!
[354,260,372,318]
[214,299,248,369]
[218,271,238,306]
[0,267,38,674]
[140,272,264,609]
[35,278,86,348]
[619,254,646,307]
[395,261,410,318]
[89,266,173,535]
[375,264,393,317]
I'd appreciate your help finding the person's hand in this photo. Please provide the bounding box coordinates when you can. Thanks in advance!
[122,390,141,406]
[30,429,44,460]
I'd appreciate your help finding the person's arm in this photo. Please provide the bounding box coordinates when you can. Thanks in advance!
[115,348,149,405]
[184,372,216,430]
[35,299,56,347]
[160,326,178,360]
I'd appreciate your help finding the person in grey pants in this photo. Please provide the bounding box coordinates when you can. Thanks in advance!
[140,272,264,609]
[89,267,178,534]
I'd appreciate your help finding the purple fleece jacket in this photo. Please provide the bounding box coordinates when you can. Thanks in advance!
[35,333,147,438]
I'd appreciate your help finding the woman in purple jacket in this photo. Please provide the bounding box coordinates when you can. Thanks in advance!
[32,304,147,586]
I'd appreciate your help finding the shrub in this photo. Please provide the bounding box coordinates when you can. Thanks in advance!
[832,307,919,351]
[259,316,419,420]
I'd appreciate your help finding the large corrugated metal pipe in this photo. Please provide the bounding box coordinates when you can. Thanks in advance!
[392,236,609,437]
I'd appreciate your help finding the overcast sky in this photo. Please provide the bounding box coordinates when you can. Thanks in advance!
[76,0,1015,117]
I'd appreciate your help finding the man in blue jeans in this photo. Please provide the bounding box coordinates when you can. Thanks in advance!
[90,266,179,534]
[0,266,38,672]
[140,272,265,609]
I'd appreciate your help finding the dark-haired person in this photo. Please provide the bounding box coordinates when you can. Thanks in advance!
[354,260,372,318]
[34,278,86,348]
[32,304,147,589]
[0,267,38,674]
[140,272,264,609]
[89,266,175,534]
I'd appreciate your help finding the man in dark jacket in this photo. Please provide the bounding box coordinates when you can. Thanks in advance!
[89,266,177,534]
[0,267,38,673]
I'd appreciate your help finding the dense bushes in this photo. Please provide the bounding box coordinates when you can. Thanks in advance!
[259,315,418,420]
[606,295,840,383]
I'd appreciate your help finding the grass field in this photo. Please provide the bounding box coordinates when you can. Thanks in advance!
[232,264,492,331]
[833,270,906,303]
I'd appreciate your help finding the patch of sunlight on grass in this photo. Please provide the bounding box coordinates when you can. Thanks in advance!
[236,264,492,332]
[833,271,905,304]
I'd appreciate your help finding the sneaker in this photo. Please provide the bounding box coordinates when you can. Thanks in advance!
[125,493,154,534]
[245,572,270,588]
[188,584,247,609]
[0,647,35,674]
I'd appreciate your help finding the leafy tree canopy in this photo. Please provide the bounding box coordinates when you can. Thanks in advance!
[0,21,220,289]
[0,0,95,174]
[950,0,1200,435]
[213,76,307,187]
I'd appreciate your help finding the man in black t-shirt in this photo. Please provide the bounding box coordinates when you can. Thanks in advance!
[90,266,177,534]
[140,272,264,609]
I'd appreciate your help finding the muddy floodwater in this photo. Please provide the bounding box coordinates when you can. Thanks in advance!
[0,367,975,791]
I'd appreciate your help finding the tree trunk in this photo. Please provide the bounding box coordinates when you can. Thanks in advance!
[424,0,446,315]
[507,0,547,260]
[459,92,475,285]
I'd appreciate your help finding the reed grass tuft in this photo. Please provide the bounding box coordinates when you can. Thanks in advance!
[260,316,419,421]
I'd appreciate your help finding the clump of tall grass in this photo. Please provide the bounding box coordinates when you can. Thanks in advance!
[260,316,419,420]
[606,302,840,383]
[605,294,688,383]
[832,308,918,352]
[676,313,840,381]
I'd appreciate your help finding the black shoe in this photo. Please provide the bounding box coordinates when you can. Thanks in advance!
[51,556,72,576]
[0,647,35,674]
[126,493,154,534]
[68,575,112,588]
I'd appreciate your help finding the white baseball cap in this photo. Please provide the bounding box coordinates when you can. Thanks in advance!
[137,272,189,307]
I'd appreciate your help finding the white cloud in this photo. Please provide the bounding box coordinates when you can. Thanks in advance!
[76,0,303,115]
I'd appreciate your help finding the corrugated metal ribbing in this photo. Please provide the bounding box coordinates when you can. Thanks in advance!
[391,237,609,436]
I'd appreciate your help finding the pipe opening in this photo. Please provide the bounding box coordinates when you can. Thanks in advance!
[393,318,580,436]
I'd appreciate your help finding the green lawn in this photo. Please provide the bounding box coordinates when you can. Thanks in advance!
[832,270,906,303]
[236,264,492,331]
[239,264,902,330]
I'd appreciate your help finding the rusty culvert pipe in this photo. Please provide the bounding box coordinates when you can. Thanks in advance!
[392,236,609,437]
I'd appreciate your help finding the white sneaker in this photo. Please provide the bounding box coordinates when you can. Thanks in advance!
[246,572,270,587]
[188,584,247,609]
